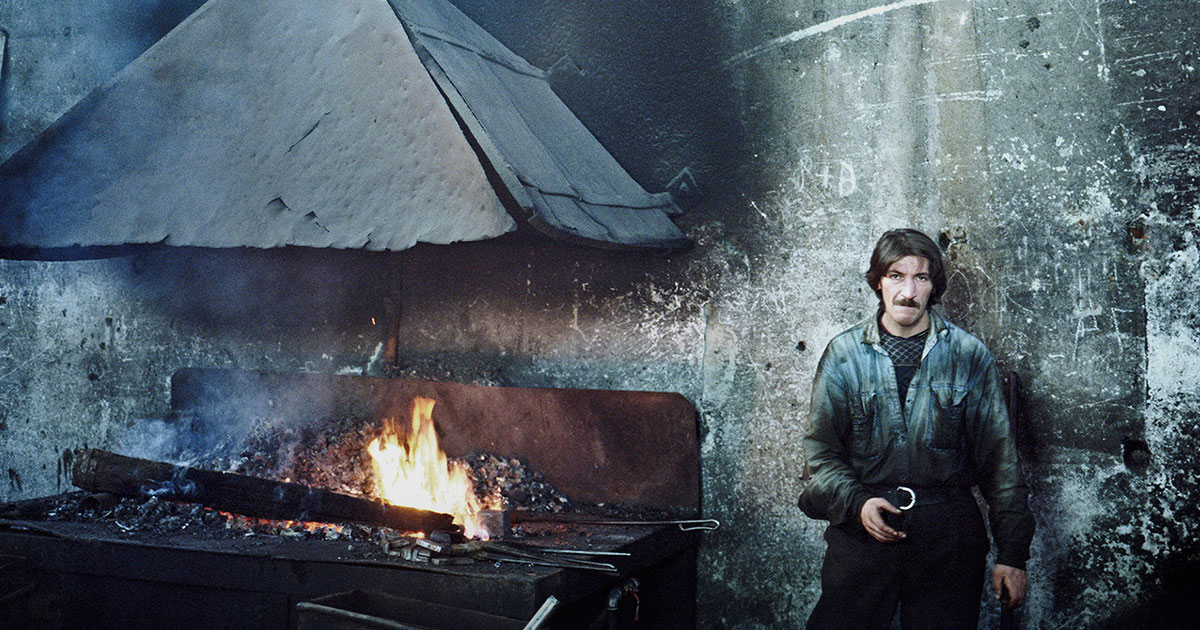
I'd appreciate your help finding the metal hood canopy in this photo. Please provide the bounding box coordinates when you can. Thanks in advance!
[387,0,689,250]
[0,0,688,253]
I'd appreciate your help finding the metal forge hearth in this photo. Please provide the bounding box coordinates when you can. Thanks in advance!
[0,368,704,629]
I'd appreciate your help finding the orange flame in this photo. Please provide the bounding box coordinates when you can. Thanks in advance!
[367,397,495,539]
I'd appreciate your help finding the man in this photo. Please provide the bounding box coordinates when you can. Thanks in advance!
[799,229,1034,629]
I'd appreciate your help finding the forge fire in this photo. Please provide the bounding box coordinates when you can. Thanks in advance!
[0,366,703,628]
[368,397,501,539]
[18,396,571,545]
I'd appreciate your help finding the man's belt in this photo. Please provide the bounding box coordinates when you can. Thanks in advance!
[866,485,972,511]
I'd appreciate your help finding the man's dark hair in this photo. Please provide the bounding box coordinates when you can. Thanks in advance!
[865,229,947,305]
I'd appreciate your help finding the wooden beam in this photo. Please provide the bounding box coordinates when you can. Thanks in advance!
[71,448,455,533]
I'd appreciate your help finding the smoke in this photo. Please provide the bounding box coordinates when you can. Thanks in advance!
[112,372,285,468]
[112,368,364,479]
[113,413,270,471]
[115,418,187,463]
[113,410,269,470]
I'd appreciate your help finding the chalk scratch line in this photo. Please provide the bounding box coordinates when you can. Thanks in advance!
[723,0,951,67]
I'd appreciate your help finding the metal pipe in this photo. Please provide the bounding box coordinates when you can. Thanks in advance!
[522,595,558,630]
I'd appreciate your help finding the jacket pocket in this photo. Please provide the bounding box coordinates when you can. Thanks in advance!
[849,392,878,456]
[930,385,967,450]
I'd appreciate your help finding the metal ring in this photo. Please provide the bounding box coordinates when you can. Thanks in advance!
[896,486,916,511]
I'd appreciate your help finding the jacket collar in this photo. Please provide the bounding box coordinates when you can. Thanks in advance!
[861,306,947,347]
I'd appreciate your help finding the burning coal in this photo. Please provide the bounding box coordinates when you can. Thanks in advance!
[368,397,500,539]
[92,390,573,542]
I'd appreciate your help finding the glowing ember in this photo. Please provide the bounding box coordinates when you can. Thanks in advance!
[216,510,344,535]
[367,397,496,539]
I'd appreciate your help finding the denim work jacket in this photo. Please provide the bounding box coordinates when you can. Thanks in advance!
[798,309,1035,568]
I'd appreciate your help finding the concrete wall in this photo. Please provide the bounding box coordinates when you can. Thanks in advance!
[1,1,1197,628]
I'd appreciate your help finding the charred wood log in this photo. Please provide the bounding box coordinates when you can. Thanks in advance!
[71,448,454,533]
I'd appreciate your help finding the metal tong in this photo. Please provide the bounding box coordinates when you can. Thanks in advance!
[398,537,620,573]
[509,511,720,532]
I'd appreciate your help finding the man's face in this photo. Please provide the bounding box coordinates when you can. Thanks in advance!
[876,255,933,336]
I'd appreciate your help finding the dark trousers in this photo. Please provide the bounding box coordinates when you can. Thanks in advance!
[806,497,990,630]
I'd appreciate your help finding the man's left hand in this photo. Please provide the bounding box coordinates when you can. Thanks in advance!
[992,564,1027,609]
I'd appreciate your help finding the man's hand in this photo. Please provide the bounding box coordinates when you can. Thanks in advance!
[993,564,1027,609]
[860,497,906,542]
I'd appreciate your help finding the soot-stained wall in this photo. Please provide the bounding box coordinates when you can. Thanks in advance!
[1,1,1197,628]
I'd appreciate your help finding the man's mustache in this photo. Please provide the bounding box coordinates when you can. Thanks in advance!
[893,297,921,308]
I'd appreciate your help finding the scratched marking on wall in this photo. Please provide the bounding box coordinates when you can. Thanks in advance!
[723,0,950,66]
[785,153,859,200]
[1059,0,1110,80]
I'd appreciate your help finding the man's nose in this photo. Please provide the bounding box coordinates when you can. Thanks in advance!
[898,279,916,297]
